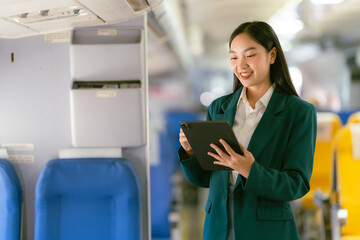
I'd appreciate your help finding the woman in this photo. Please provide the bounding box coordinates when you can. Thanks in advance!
[178,21,317,240]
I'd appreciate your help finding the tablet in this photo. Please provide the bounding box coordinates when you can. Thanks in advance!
[179,120,243,171]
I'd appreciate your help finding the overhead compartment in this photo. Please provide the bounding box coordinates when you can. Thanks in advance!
[77,0,153,22]
[0,19,37,38]
[0,0,99,38]
[0,0,162,38]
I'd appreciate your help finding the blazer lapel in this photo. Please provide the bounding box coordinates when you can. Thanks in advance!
[233,87,288,189]
[212,87,242,126]
[211,88,242,186]
[247,87,288,162]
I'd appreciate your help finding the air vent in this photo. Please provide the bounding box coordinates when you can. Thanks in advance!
[9,6,89,24]
[126,0,150,12]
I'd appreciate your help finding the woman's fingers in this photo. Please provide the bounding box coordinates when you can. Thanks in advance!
[208,139,255,178]
[208,142,233,168]
[210,139,240,159]
[208,140,243,167]
[179,129,192,152]
[219,139,237,156]
[207,147,228,167]
[207,151,222,162]
[209,143,230,159]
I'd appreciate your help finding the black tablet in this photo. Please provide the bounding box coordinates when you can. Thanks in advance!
[179,120,243,171]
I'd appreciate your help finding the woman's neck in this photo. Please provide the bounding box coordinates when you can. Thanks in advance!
[246,83,272,109]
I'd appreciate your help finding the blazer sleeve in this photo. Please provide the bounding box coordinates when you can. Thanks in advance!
[177,104,215,188]
[243,101,317,201]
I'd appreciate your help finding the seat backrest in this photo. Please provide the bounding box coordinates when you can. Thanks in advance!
[335,123,360,236]
[347,111,360,124]
[302,112,341,209]
[0,158,22,240]
[150,111,200,238]
[35,158,141,240]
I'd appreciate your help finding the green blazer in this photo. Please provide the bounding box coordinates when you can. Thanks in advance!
[179,86,317,240]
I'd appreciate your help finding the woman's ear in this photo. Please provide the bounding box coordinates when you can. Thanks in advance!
[270,47,277,64]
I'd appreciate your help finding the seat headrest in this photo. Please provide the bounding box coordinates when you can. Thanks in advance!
[348,112,360,124]
[350,123,360,159]
[0,149,9,159]
[0,158,22,201]
[37,158,139,197]
[59,148,122,159]
[317,112,337,142]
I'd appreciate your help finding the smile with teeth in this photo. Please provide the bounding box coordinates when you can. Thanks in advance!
[239,71,253,79]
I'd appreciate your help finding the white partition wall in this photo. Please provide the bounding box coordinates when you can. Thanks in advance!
[69,27,146,147]
[69,18,150,239]
[70,28,143,81]
[0,15,150,240]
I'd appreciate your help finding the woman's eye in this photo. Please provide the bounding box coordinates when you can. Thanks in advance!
[247,54,256,58]
[230,57,237,60]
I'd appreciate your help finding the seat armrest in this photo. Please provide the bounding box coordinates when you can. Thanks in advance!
[314,189,329,207]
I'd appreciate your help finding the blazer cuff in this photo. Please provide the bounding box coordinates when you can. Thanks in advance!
[243,160,261,191]
[178,146,199,166]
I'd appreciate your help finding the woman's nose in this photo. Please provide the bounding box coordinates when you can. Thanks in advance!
[236,58,248,70]
[236,60,248,71]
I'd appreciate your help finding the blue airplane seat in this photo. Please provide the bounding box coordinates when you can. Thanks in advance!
[0,158,22,240]
[151,132,174,238]
[151,111,201,239]
[34,158,141,240]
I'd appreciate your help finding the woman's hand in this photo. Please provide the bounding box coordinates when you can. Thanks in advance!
[208,139,255,178]
[179,128,195,157]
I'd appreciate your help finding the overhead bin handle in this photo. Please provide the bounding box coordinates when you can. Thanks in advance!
[72,80,141,89]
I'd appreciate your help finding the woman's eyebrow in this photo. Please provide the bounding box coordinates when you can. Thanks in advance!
[244,47,256,52]
[229,47,256,54]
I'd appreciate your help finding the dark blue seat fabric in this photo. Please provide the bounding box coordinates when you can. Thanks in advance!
[151,111,201,239]
[150,132,175,237]
[35,158,141,240]
[0,158,22,240]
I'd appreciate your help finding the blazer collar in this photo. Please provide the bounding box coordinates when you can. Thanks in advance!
[219,85,286,125]
[221,85,285,112]
[220,87,242,114]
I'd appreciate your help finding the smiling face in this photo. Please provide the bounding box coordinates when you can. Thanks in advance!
[229,33,276,92]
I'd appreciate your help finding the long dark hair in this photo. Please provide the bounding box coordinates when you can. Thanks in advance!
[229,21,298,97]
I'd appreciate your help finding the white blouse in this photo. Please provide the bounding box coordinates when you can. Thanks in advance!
[230,85,275,185]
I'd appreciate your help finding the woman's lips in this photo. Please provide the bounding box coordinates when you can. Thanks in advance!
[239,71,253,80]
